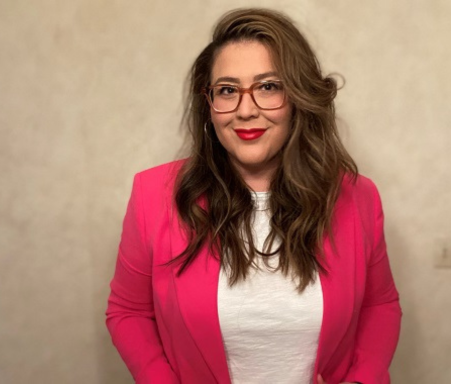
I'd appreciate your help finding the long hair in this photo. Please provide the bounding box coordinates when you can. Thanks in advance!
[172,8,357,292]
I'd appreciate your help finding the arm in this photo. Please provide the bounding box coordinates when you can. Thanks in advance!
[343,182,402,384]
[106,174,179,384]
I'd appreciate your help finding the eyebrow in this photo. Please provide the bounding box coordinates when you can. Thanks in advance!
[213,71,279,85]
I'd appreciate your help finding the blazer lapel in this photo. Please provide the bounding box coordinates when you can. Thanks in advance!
[314,200,356,379]
[168,207,231,383]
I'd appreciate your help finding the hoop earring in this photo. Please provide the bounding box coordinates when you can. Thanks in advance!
[204,120,220,145]
[204,120,213,138]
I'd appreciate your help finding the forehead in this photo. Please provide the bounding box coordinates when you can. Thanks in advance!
[211,41,276,83]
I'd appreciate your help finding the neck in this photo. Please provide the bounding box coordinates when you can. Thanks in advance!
[230,157,279,192]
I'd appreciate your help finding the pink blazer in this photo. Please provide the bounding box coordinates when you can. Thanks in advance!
[106,160,401,384]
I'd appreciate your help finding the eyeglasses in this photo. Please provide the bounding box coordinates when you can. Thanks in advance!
[202,80,286,113]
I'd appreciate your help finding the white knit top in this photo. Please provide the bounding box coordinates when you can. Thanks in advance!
[217,191,323,384]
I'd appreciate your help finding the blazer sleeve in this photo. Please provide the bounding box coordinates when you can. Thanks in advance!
[106,174,179,384]
[343,181,402,384]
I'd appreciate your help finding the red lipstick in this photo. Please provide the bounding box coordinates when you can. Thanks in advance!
[234,128,266,141]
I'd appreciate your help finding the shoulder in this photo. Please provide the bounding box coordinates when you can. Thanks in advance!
[136,158,187,187]
[335,174,386,256]
[128,160,188,233]
[341,173,378,196]
[337,173,383,221]
[136,159,187,182]
[339,173,380,203]
[130,159,188,213]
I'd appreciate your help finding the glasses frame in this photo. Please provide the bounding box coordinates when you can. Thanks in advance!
[201,80,287,114]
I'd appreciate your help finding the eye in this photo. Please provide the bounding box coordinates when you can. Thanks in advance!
[259,81,282,92]
[216,85,238,96]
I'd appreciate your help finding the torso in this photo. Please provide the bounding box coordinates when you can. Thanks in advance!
[217,191,323,384]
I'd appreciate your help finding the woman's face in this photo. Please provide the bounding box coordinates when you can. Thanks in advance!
[209,41,292,184]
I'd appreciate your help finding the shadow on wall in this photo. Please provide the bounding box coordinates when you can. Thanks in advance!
[385,221,418,384]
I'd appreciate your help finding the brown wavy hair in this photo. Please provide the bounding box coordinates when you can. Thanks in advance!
[172,8,357,291]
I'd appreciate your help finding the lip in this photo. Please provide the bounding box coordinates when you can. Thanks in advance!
[234,128,266,141]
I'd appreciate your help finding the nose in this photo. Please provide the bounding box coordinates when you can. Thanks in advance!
[236,92,259,119]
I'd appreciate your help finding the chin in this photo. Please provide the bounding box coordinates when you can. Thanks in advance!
[235,156,273,170]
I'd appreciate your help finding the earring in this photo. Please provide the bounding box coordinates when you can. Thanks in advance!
[204,120,214,138]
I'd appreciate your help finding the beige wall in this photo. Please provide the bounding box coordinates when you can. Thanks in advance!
[1,1,449,383]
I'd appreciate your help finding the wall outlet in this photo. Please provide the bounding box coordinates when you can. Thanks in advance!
[435,238,451,269]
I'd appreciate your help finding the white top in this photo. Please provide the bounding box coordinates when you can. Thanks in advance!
[217,192,323,384]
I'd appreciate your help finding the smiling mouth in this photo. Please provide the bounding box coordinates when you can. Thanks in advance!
[234,128,266,141]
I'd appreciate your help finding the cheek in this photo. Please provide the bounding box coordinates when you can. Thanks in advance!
[210,110,231,130]
[266,107,292,132]
[277,104,293,124]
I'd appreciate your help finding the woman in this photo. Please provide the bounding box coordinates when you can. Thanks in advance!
[106,8,401,384]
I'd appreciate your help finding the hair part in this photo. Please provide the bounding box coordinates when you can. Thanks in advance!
[171,8,357,292]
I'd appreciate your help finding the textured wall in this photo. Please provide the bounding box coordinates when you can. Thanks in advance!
[0,1,449,383]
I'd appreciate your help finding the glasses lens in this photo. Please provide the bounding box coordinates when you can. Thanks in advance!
[253,81,285,109]
[210,86,239,112]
